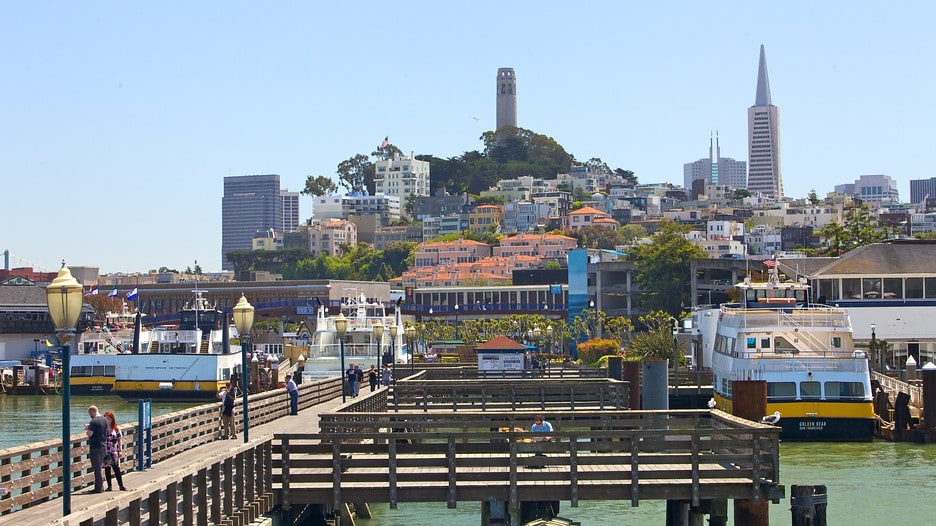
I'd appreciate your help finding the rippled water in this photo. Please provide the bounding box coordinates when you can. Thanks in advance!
[0,394,199,450]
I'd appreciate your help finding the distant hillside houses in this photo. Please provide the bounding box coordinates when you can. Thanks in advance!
[248,159,929,274]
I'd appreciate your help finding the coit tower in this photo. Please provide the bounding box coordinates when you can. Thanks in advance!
[496,68,517,131]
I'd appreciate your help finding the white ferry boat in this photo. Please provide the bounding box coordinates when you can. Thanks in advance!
[305,292,403,379]
[70,304,153,394]
[111,290,241,401]
[696,268,875,441]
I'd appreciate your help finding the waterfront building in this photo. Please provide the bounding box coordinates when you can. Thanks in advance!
[684,133,747,191]
[221,174,284,270]
[373,153,429,219]
[747,45,784,198]
[495,67,517,131]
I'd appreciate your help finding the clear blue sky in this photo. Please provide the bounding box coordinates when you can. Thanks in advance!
[3,2,933,274]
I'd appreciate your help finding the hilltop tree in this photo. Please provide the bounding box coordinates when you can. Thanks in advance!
[629,219,707,316]
[336,153,375,194]
[301,175,338,197]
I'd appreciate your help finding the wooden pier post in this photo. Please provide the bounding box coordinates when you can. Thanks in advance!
[923,367,936,442]
[790,484,827,525]
[730,380,769,526]
[621,359,642,409]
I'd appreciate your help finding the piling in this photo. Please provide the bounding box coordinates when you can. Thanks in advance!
[790,484,827,526]
[621,359,642,409]
[730,380,769,526]
[641,359,668,410]
[923,368,936,442]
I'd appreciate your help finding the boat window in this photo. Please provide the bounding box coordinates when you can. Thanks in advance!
[925,278,936,299]
[92,366,105,376]
[800,381,821,399]
[746,337,757,349]
[104,366,115,375]
[760,338,771,349]
[862,278,881,299]
[842,278,861,300]
[774,336,798,354]
[767,382,796,400]
[71,366,91,377]
[727,337,735,356]
[905,278,924,299]
[824,381,865,399]
[883,278,901,299]
[831,336,842,349]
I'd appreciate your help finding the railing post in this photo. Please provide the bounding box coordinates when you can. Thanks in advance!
[223,457,233,518]
[235,451,245,514]
[166,481,178,526]
[388,437,398,509]
[281,437,290,510]
[447,436,457,508]
[196,468,208,526]
[182,473,194,526]
[148,490,160,525]
[210,463,221,524]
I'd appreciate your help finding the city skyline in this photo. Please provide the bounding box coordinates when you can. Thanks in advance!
[2,2,933,273]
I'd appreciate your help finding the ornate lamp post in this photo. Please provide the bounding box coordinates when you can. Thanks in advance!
[405,325,416,372]
[232,294,254,443]
[335,313,348,402]
[389,323,398,383]
[373,320,384,372]
[46,262,83,516]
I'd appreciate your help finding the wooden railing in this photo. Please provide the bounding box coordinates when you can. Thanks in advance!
[48,438,275,526]
[0,377,341,515]
[276,409,782,512]
[391,378,629,412]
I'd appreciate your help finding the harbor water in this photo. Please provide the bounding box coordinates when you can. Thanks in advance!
[1,395,934,524]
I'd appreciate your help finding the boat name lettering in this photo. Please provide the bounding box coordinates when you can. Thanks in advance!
[798,420,826,431]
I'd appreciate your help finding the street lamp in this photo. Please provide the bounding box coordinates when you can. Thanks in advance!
[335,313,348,402]
[454,303,460,340]
[232,294,254,443]
[389,323,398,383]
[545,325,554,370]
[46,261,83,516]
[405,325,416,372]
[373,320,384,371]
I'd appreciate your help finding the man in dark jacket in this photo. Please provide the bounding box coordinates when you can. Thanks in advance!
[85,406,109,493]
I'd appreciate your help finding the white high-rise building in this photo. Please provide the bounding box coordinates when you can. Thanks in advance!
[374,152,430,219]
[280,190,300,233]
[747,45,783,198]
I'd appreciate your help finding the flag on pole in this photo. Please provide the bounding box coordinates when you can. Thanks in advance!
[127,286,138,300]
[86,284,99,296]
[108,286,118,298]
[378,136,389,150]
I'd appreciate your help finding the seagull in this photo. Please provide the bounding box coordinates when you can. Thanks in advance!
[471,116,480,121]
[761,411,781,425]
[707,397,717,409]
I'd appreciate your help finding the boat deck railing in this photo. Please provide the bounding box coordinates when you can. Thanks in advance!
[737,353,869,374]
[721,306,850,330]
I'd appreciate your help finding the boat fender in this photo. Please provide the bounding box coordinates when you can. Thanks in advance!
[158,382,173,390]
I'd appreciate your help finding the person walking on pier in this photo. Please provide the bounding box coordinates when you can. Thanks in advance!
[382,363,392,387]
[285,374,299,415]
[103,411,128,491]
[354,364,364,396]
[346,364,358,397]
[85,406,108,493]
[368,364,378,392]
[220,383,236,438]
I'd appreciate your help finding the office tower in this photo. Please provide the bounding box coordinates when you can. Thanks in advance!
[834,175,900,204]
[496,68,517,131]
[747,45,783,198]
[910,177,936,205]
[281,190,300,233]
[684,132,747,191]
[221,174,282,270]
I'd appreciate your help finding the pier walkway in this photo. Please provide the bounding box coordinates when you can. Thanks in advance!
[2,372,784,526]
[2,377,345,526]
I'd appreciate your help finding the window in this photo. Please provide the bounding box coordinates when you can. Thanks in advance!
[767,382,796,400]
[824,381,865,400]
[906,278,924,298]
[761,338,771,349]
[747,337,757,349]
[800,381,821,399]
[831,336,842,349]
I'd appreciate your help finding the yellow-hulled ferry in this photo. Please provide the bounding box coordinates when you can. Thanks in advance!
[70,304,152,394]
[701,268,875,441]
[111,290,241,401]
